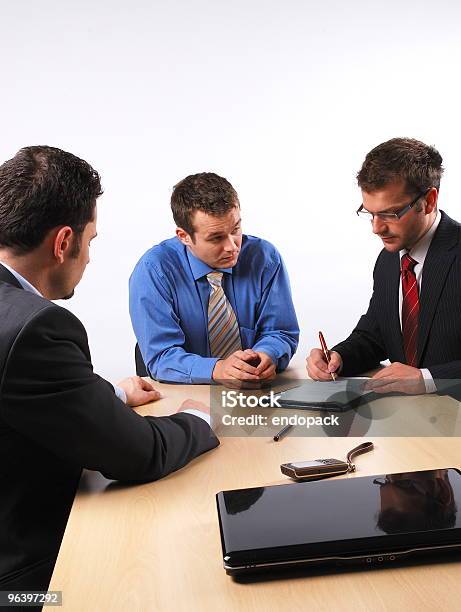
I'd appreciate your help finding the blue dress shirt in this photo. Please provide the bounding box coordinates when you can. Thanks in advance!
[129,235,299,384]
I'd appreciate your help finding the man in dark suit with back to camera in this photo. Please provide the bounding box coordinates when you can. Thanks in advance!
[0,146,218,594]
[307,137,461,394]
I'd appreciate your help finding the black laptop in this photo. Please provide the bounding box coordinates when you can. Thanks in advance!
[216,468,461,575]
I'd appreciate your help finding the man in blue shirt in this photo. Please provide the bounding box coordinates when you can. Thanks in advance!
[129,172,299,384]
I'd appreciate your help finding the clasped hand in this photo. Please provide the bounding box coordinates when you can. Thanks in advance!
[212,349,276,386]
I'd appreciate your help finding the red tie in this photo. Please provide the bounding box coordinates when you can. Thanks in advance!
[401,254,419,367]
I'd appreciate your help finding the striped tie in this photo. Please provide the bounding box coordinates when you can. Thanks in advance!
[401,254,419,367]
[207,272,242,358]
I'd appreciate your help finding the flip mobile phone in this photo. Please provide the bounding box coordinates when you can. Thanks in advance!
[280,458,350,481]
[280,442,374,482]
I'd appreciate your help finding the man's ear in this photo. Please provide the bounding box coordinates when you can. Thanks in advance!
[53,226,74,263]
[176,227,193,245]
[425,187,438,214]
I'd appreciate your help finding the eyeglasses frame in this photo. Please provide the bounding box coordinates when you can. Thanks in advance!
[356,188,432,222]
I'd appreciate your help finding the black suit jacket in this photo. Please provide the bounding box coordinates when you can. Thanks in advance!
[332,211,461,384]
[0,265,219,591]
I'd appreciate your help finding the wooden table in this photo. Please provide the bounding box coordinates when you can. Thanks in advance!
[48,375,461,611]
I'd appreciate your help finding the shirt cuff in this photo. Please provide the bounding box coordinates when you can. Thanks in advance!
[183,408,211,427]
[114,385,127,404]
[190,357,220,384]
[420,368,437,394]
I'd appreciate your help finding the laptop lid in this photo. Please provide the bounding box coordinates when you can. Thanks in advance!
[217,468,461,574]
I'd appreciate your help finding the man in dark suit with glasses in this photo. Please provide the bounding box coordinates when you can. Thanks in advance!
[307,137,461,395]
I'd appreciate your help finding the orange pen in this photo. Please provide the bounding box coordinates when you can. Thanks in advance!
[319,331,337,382]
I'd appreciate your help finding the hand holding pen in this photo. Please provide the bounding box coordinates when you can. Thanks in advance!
[318,331,337,382]
[305,332,342,381]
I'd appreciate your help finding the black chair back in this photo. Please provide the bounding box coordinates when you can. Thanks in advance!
[135,343,149,377]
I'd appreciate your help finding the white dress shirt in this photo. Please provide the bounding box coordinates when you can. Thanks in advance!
[398,211,441,393]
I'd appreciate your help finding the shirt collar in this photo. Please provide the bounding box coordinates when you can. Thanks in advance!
[0,261,43,297]
[399,210,441,266]
[186,247,234,281]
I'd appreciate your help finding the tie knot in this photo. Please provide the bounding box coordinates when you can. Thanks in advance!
[401,253,417,273]
[207,271,223,288]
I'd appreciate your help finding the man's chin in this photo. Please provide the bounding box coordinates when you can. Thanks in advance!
[61,290,75,300]
[380,238,401,252]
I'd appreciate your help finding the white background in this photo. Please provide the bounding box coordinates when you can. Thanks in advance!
[1,0,461,382]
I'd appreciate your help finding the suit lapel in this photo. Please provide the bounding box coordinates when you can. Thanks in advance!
[0,263,23,289]
[383,252,406,362]
[417,212,459,364]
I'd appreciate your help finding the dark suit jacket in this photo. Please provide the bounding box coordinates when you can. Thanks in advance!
[0,264,219,592]
[332,211,461,384]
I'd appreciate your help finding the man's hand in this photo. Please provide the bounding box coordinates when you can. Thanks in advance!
[212,349,261,384]
[117,376,162,407]
[306,348,342,380]
[253,351,276,380]
[177,399,210,416]
[364,362,425,395]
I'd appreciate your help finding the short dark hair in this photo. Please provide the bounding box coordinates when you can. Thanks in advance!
[171,172,239,236]
[0,146,102,254]
[357,137,444,195]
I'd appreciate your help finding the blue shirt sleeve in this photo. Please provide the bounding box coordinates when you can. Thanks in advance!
[129,259,219,384]
[251,255,299,371]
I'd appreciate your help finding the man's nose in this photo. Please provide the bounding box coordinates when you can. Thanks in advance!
[371,216,387,235]
[224,235,237,251]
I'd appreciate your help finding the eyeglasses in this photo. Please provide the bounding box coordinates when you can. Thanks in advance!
[356,189,431,222]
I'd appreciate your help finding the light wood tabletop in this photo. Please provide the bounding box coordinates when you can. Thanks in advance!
[48,372,461,612]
